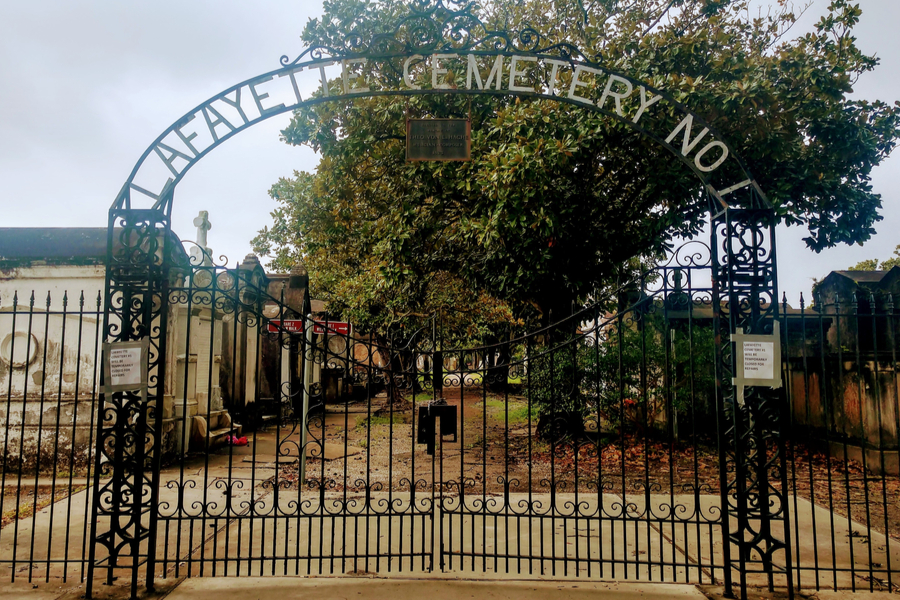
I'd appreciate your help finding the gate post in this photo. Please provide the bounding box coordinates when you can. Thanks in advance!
[712,204,794,599]
[87,197,174,598]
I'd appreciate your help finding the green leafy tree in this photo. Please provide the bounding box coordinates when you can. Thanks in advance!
[253,0,900,335]
[848,245,900,271]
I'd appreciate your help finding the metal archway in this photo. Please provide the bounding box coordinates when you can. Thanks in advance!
[114,32,766,212]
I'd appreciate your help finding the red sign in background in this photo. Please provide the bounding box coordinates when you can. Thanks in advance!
[267,320,351,335]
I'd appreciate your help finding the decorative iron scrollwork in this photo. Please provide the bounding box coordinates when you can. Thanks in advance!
[713,207,792,596]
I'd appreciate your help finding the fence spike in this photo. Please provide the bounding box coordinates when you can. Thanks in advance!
[29,290,35,308]
[79,290,85,309]
[12,290,18,308]
[46,290,52,308]
[799,292,805,310]
[63,290,68,309]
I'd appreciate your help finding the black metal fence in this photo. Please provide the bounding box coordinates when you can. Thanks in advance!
[146,262,435,579]
[4,278,900,594]
[782,292,900,592]
[0,290,102,583]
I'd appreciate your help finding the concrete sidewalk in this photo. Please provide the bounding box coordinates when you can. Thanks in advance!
[4,576,900,600]
[2,427,897,591]
[167,578,708,600]
[0,577,715,600]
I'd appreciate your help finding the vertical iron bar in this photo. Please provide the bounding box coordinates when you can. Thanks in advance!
[0,292,19,581]
[13,291,37,581]
[710,214,734,596]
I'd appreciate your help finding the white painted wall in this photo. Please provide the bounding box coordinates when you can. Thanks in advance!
[0,264,105,308]
[0,264,105,399]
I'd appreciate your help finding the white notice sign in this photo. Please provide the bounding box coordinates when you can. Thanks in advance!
[109,346,143,388]
[742,340,774,380]
[103,339,149,394]
[731,323,782,389]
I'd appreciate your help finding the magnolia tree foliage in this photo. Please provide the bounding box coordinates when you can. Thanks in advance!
[253,0,900,336]
[847,245,900,271]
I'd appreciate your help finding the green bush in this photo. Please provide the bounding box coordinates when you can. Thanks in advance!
[527,311,716,440]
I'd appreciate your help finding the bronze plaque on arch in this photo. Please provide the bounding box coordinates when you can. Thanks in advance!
[406,119,471,161]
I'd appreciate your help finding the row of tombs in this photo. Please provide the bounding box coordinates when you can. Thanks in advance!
[5,226,900,475]
[0,226,349,473]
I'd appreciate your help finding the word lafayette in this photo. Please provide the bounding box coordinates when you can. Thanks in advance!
[131,52,744,205]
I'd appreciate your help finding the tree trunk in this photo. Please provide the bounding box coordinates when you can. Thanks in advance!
[533,288,585,441]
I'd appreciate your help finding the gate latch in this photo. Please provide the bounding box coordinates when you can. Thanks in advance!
[417,399,457,456]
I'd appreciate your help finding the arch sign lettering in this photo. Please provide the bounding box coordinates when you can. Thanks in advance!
[116,0,766,212]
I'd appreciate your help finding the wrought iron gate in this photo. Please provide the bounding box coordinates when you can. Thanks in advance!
[7,208,900,595]
[74,1,802,594]
[81,196,796,599]
[89,212,441,592]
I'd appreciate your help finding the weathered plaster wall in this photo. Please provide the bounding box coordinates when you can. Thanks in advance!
[0,266,105,472]
[0,264,105,306]
[788,358,900,474]
[0,312,102,399]
[0,399,98,472]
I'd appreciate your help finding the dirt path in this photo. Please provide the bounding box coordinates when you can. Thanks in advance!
[271,388,900,541]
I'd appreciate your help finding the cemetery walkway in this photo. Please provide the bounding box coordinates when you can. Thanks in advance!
[1,428,898,593]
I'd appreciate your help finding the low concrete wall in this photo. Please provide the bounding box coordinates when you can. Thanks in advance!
[0,397,98,473]
[0,396,181,474]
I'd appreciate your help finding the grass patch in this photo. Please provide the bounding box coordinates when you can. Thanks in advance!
[473,399,505,411]
[506,404,536,425]
[474,397,536,426]
[357,414,402,430]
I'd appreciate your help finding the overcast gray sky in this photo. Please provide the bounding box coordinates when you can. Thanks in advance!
[0,0,898,305]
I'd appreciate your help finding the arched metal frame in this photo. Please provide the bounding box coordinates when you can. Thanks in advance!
[91,1,790,598]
